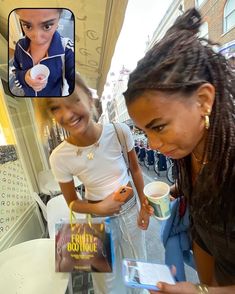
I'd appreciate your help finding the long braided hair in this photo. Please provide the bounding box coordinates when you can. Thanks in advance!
[124,9,235,228]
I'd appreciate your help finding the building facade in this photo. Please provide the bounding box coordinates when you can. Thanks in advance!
[147,0,184,50]
[184,0,235,46]
[148,0,235,59]
[104,67,134,127]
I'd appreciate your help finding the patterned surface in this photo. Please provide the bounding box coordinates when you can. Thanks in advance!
[0,159,33,237]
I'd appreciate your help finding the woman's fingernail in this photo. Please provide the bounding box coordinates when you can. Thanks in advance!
[157,282,162,289]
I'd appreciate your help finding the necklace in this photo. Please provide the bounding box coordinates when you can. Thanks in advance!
[76,141,100,160]
[75,125,102,160]
[192,151,208,165]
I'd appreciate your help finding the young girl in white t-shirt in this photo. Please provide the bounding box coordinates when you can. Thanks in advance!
[35,73,151,294]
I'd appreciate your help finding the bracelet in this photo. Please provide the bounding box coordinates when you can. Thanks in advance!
[69,200,76,211]
[195,283,209,294]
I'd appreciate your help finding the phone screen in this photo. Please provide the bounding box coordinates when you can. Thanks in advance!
[114,186,133,201]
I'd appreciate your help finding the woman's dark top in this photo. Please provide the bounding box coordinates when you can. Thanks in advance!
[180,157,235,285]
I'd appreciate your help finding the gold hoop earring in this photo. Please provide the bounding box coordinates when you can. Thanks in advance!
[204,115,210,130]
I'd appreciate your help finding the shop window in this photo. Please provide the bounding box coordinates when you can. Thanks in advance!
[224,0,235,33]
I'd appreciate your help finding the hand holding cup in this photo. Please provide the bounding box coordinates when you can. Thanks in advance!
[25,64,50,92]
[143,181,171,220]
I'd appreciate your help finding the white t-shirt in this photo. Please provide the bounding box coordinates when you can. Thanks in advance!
[50,123,134,201]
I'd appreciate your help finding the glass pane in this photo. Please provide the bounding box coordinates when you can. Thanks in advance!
[226,11,235,31]
[196,0,206,6]
[199,22,209,39]
[225,0,235,16]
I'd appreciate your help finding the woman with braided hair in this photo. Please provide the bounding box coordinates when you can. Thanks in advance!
[124,8,235,294]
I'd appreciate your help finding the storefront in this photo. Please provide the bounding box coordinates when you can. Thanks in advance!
[0,79,47,250]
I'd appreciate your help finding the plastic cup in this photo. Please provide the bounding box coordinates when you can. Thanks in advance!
[30,64,50,82]
[144,181,171,220]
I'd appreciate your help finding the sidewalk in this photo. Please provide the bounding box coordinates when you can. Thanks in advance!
[141,164,199,283]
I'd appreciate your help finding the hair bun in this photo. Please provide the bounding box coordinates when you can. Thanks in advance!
[172,8,202,34]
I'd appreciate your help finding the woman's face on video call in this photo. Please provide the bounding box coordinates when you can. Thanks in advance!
[128,90,205,159]
[47,87,93,137]
[17,9,60,46]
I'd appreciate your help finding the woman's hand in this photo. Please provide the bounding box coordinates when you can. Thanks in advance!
[25,69,47,91]
[142,198,154,215]
[138,206,150,230]
[148,265,200,294]
[95,192,124,216]
[149,281,199,294]
[138,198,154,230]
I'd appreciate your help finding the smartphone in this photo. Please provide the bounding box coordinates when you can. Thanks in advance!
[114,186,133,202]
[122,259,175,291]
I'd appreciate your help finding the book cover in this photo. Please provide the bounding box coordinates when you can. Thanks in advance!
[55,219,113,272]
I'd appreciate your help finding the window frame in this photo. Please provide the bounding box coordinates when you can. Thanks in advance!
[224,0,235,33]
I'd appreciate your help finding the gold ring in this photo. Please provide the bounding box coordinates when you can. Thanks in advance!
[195,283,209,294]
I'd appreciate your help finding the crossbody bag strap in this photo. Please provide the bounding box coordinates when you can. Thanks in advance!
[112,122,130,173]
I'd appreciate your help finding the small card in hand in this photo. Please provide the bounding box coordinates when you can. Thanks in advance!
[123,259,175,291]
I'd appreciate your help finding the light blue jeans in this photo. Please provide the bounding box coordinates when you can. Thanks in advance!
[92,203,147,294]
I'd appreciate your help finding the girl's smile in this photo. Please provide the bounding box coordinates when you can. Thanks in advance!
[47,86,99,146]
